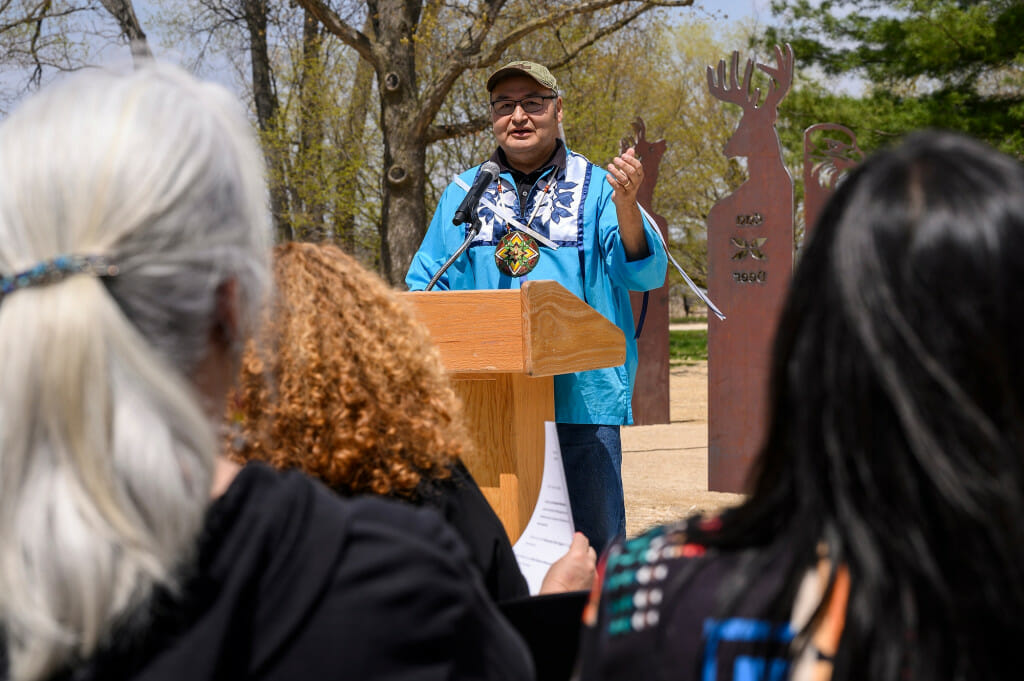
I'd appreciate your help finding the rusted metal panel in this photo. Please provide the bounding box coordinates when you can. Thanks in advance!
[624,118,671,425]
[706,45,795,492]
[803,123,863,238]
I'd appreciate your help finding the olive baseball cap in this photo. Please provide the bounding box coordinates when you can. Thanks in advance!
[486,61,558,93]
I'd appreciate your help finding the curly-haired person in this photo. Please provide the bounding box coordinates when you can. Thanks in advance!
[232,241,595,603]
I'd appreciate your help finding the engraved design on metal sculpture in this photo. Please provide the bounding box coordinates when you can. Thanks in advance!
[736,213,764,226]
[622,117,671,425]
[705,44,795,493]
[730,237,768,260]
[803,123,863,238]
[732,270,767,283]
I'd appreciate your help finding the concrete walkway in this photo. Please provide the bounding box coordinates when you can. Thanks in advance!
[619,361,744,537]
[668,322,708,331]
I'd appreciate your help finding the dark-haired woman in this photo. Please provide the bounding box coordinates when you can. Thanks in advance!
[576,130,1024,681]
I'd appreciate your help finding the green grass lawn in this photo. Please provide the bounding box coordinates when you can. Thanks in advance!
[669,328,707,363]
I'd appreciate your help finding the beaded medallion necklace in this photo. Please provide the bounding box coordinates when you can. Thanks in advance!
[494,177,555,277]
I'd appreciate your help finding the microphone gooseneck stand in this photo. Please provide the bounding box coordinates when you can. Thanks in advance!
[425,213,482,291]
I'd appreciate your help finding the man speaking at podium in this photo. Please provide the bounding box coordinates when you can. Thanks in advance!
[406,60,667,553]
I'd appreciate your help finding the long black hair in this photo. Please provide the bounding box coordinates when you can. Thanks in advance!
[695,131,1024,680]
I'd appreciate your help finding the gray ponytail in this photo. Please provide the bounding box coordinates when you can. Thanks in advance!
[0,64,270,680]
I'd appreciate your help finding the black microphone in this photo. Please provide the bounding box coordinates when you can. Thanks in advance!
[452,161,499,226]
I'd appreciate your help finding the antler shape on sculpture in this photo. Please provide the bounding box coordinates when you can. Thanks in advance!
[707,51,757,109]
[757,44,794,112]
[707,44,794,113]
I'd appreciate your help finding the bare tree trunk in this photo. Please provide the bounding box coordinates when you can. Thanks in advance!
[97,0,153,64]
[336,16,375,252]
[379,121,427,285]
[242,0,291,242]
[296,8,327,241]
[372,0,427,285]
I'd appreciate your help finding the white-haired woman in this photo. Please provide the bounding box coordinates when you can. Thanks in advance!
[0,65,532,681]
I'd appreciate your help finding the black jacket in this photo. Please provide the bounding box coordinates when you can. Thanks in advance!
[19,463,535,681]
[415,461,530,602]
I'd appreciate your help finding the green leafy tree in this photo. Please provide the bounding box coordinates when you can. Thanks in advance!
[764,0,1024,157]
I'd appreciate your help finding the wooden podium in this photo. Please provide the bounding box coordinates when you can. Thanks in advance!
[401,280,625,543]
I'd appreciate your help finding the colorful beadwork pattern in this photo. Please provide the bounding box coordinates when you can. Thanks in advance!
[602,525,700,637]
[0,255,119,301]
[594,519,802,681]
[495,231,540,277]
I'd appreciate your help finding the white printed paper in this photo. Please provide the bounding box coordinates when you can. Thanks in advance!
[512,422,575,595]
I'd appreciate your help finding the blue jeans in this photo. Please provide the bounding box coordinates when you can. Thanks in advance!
[556,423,625,555]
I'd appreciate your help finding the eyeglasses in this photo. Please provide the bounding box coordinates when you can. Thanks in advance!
[490,95,557,117]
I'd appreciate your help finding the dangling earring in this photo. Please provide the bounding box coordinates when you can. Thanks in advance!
[220,392,250,455]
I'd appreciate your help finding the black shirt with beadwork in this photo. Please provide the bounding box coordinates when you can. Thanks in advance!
[575,516,811,681]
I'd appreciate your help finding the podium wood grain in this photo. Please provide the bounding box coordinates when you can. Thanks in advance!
[401,281,625,543]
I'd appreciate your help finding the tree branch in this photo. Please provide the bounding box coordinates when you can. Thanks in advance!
[416,0,691,137]
[476,0,693,66]
[452,0,509,57]
[0,0,53,36]
[98,0,154,63]
[413,0,688,139]
[424,114,490,143]
[292,0,378,69]
[545,5,655,70]
[28,4,48,87]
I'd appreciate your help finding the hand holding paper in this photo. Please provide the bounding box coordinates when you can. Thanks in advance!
[513,422,579,594]
[538,532,597,594]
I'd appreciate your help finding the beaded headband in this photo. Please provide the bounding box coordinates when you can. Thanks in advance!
[0,255,119,302]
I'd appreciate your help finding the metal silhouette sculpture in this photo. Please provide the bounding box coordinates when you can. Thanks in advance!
[706,44,795,493]
[622,118,670,425]
[803,123,863,237]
